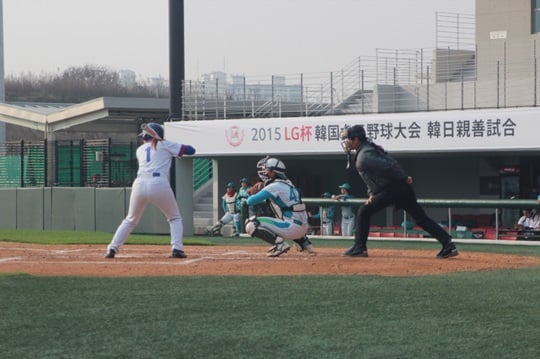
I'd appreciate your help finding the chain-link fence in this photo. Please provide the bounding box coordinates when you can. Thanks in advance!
[0,139,137,188]
[0,139,211,189]
[0,141,47,187]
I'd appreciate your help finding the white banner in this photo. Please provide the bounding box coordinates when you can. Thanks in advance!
[165,107,540,156]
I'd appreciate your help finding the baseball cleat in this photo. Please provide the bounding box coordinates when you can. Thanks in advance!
[437,243,459,258]
[171,249,188,258]
[267,241,290,257]
[342,245,368,257]
[295,242,316,254]
[293,236,316,254]
[104,249,116,258]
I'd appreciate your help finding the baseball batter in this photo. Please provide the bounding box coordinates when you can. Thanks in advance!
[105,122,196,259]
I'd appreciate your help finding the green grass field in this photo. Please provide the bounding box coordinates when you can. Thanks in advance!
[1,229,540,358]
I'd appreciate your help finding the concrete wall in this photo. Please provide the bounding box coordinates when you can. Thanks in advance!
[0,187,170,234]
[476,0,540,82]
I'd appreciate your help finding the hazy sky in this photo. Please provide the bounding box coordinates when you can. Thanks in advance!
[2,0,475,80]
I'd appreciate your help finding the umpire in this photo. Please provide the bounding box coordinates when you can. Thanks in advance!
[342,124,459,259]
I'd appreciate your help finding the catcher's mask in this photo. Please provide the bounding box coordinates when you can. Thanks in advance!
[340,124,366,153]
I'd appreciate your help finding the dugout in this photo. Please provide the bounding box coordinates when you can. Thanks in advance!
[166,106,540,233]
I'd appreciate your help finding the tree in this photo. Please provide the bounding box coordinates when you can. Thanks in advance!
[5,65,168,102]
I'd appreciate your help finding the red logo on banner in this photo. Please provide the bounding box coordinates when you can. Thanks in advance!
[499,166,520,174]
[225,126,244,147]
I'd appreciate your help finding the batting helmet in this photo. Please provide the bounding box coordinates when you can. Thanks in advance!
[139,123,164,141]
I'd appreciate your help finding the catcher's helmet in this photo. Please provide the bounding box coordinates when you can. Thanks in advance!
[257,156,286,182]
[139,123,164,141]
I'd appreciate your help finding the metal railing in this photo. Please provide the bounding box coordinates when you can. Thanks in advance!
[193,158,212,191]
[302,198,539,241]
[181,37,540,120]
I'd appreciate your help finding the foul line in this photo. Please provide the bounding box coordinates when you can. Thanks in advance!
[0,257,23,263]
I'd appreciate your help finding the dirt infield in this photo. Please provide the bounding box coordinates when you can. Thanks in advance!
[0,242,540,277]
[1,242,540,277]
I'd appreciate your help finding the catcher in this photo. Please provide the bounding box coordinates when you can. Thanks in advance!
[245,156,314,257]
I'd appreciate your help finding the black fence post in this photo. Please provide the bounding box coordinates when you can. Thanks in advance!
[107,138,112,187]
[20,140,24,187]
[43,139,48,187]
[79,139,85,187]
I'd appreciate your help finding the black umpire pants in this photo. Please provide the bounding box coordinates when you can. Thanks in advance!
[354,180,452,250]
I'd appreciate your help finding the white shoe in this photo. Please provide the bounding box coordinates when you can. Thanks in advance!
[267,240,290,257]
[302,244,316,255]
[294,242,316,254]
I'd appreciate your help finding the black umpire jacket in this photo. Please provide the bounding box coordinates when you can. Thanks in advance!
[347,141,408,196]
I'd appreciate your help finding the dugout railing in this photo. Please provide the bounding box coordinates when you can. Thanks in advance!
[0,187,538,240]
[301,198,540,241]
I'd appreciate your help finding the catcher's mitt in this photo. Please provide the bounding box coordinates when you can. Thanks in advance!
[248,181,264,195]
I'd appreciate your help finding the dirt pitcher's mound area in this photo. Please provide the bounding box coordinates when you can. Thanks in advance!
[1,242,540,277]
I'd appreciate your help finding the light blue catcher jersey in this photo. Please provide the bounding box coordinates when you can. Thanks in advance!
[246,179,306,220]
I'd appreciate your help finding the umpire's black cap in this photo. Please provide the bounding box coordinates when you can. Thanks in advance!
[347,125,367,140]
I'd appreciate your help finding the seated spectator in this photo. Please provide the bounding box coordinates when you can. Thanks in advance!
[516,209,539,231]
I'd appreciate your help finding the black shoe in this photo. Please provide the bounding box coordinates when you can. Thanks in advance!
[437,243,459,258]
[171,249,188,258]
[104,249,116,258]
[342,245,368,257]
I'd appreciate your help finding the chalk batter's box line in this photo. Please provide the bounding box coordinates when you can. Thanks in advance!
[0,247,313,266]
